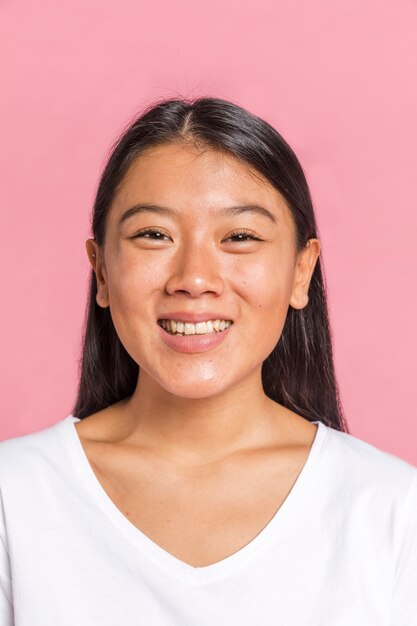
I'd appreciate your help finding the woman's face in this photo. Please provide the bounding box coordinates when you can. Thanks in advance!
[87,142,320,399]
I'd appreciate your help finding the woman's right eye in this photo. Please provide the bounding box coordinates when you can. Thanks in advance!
[132,229,170,241]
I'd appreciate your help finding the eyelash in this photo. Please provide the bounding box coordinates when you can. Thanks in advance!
[132,228,263,242]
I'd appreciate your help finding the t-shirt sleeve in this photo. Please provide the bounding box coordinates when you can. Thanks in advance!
[0,490,14,626]
[391,468,417,625]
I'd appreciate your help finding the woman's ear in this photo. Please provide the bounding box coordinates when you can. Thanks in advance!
[85,239,109,308]
[289,239,321,310]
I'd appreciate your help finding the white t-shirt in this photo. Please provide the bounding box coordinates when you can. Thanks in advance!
[0,414,416,625]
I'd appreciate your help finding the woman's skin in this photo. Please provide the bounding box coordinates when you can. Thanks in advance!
[78,141,321,567]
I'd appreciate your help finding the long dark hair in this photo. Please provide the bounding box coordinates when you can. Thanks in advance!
[72,96,349,433]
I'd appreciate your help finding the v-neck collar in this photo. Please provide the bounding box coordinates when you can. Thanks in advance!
[61,413,329,584]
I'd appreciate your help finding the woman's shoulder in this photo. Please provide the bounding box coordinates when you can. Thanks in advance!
[0,416,74,482]
[322,422,417,500]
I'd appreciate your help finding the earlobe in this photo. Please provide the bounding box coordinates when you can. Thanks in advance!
[96,289,109,308]
[289,290,309,310]
[289,239,320,310]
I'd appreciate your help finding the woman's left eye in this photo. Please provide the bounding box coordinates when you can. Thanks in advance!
[224,230,263,242]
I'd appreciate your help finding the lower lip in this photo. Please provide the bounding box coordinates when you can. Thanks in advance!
[157,323,233,353]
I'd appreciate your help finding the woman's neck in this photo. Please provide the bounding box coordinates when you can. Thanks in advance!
[112,370,292,463]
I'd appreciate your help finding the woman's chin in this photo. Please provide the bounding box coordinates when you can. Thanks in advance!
[137,359,261,401]
[160,379,229,400]
[143,369,234,401]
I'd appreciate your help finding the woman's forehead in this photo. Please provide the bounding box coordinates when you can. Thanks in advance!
[111,142,291,223]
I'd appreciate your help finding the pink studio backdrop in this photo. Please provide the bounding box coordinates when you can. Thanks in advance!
[1,0,416,463]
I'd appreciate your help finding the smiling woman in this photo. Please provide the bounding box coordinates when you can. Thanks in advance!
[77,99,345,428]
[83,138,326,409]
[0,97,416,625]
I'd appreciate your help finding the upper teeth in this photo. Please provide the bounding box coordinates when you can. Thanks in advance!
[160,319,232,335]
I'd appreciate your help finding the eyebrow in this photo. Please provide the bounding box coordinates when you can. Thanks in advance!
[118,203,277,225]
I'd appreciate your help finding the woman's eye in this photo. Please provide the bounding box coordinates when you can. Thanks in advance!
[132,229,170,241]
[224,231,263,242]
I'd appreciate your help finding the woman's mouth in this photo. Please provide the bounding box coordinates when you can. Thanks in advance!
[158,319,233,336]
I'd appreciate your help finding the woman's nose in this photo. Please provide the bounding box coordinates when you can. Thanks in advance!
[165,243,225,297]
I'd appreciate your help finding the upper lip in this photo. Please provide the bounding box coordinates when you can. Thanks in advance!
[158,312,234,323]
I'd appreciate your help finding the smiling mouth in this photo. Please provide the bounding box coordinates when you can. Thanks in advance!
[158,319,233,336]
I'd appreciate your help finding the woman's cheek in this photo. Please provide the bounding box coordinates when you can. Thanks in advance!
[108,258,157,303]
[235,259,283,304]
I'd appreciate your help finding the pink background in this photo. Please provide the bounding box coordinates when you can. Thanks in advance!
[1,0,416,464]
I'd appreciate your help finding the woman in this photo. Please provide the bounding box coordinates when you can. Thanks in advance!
[0,97,416,625]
